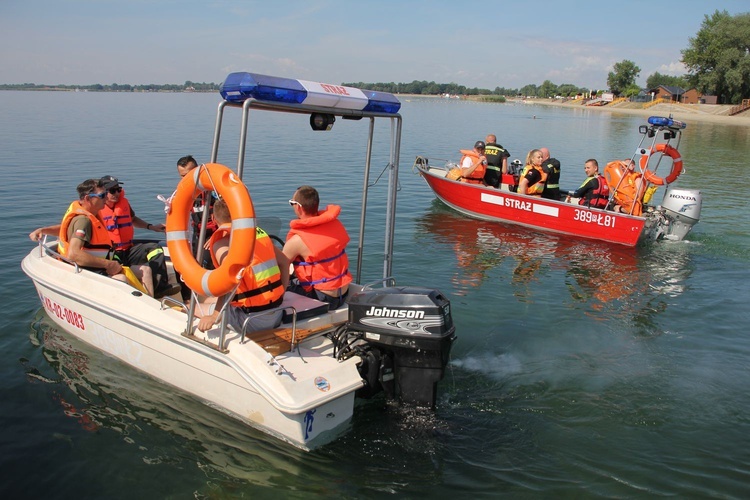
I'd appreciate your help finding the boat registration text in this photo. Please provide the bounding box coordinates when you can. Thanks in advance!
[40,293,86,331]
[573,209,616,228]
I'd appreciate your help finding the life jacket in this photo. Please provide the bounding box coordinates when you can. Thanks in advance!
[286,205,352,293]
[208,223,284,312]
[578,174,610,208]
[520,164,548,196]
[99,194,134,250]
[58,201,113,259]
[459,150,486,184]
[603,160,643,216]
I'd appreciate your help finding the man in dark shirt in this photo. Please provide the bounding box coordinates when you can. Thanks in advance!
[483,134,511,188]
[539,147,561,200]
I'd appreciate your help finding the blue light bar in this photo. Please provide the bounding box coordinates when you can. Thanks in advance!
[648,116,687,129]
[220,72,401,114]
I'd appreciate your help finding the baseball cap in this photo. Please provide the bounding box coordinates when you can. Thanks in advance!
[474,141,486,149]
[99,175,123,190]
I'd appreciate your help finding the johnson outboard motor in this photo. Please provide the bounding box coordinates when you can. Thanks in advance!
[655,188,702,241]
[331,286,455,408]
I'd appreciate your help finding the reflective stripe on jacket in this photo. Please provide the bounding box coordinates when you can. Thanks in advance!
[208,223,284,312]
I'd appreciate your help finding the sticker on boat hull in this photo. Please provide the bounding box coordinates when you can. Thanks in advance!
[314,376,331,392]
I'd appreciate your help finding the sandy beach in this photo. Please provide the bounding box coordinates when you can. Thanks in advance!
[511,98,750,127]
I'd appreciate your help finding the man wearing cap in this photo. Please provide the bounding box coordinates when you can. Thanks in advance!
[459,141,488,184]
[539,147,562,200]
[99,175,178,299]
[483,134,511,188]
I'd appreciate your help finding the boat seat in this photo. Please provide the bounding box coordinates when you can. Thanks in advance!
[279,291,329,323]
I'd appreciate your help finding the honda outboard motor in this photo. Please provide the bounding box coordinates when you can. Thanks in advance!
[657,188,702,241]
[332,286,455,408]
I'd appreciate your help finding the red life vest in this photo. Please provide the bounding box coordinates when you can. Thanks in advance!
[578,174,610,209]
[207,223,284,312]
[99,194,134,250]
[58,201,113,259]
[286,205,352,293]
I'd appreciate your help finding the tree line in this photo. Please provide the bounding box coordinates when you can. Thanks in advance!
[0,81,220,92]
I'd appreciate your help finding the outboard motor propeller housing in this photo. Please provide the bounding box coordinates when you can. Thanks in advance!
[341,286,455,408]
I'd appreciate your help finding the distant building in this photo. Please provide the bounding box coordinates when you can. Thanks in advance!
[681,88,702,104]
[652,85,685,102]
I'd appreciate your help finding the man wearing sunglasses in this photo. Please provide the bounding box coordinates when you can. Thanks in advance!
[30,179,125,281]
[99,175,179,299]
[283,186,351,310]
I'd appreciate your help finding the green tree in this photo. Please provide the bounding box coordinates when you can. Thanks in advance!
[519,84,538,97]
[623,84,641,98]
[607,60,641,95]
[645,71,689,90]
[538,80,558,98]
[681,10,750,104]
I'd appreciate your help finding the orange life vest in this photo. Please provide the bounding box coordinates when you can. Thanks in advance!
[520,164,548,196]
[603,160,643,216]
[287,205,352,293]
[459,150,486,184]
[99,194,134,250]
[207,223,284,312]
[58,201,113,259]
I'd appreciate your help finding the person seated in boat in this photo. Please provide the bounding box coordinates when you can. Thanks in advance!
[517,149,547,197]
[539,147,562,200]
[283,185,352,310]
[98,175,179,299]
[196,199,289,333]
[483,135,510,188]
[603,159,644,216]
[29,179,139,287]
[171,156,218,303]
[565,159,610,209]
[459,141,488,184]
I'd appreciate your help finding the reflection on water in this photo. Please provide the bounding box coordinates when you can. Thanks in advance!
[416,203,655,307]
[24,311,321,492]
[23,311,457,496]
[414,201,699,344]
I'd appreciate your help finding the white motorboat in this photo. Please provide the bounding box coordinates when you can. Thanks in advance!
[22,71,456,450]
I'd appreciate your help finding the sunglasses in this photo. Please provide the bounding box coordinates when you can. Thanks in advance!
[288,199,301,207]
[109,187,122,194]
[88,191,107,200]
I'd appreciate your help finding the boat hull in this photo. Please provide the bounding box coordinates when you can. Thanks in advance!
[418,165,645,246]
[22,244,361,450]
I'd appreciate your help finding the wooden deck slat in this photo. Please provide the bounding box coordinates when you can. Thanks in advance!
[245,321,346,356]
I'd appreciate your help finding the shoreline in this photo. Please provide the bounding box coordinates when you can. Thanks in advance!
[502,98,750,126]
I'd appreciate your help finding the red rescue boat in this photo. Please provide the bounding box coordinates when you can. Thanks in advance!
[414,116,702,247]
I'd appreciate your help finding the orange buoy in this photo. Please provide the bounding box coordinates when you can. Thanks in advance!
[166,163,256,297]
[640,143,683,186]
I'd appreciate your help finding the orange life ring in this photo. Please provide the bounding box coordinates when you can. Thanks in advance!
[166,163,256,297]
[640,143,683,186]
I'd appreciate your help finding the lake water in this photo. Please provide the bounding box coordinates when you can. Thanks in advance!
[2,91,750,498]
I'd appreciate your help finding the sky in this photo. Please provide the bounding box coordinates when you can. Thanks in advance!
[1,0,747,91]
